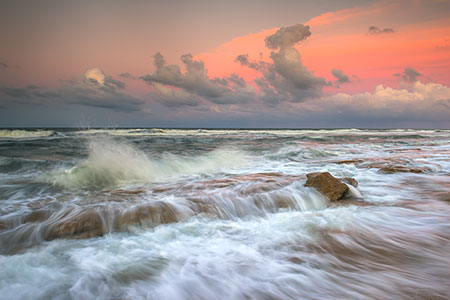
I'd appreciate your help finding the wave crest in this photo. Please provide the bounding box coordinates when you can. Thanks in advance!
[44,138,248,189]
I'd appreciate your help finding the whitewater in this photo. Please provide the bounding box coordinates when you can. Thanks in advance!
[0,128,449,299]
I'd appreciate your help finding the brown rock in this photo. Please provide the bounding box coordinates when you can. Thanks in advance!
[378,166,431,174]
[341,177,358,188]
[46,211,106,240]
[116,202,181,229]
[305,172,349,201]
[335,159,364,165]
[23,210,50,223]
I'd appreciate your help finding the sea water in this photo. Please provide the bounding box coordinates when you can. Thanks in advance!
[0,128,449,299]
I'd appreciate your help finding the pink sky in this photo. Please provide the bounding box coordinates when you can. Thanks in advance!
[0,0,449,127]
[196,0,450,95]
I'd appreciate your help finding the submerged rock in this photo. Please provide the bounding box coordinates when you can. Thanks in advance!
[304,172,351,201]
[378,166,431,174]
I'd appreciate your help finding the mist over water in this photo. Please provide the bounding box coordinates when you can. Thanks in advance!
[0,128,449,299]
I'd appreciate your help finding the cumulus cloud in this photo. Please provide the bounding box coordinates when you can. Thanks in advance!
[141,52,254,106]
[293,81,450,123]
[140,24,326,108]
[265,24,311,50]
[141,53,226,99]
[141,24,325,108]
[394,68,422,82]
[82,67,125,89]
[368,26,395,35]
[331,68,351,86]
[0,68,144,112]
[237,23,327,104]
[269,48,327,91]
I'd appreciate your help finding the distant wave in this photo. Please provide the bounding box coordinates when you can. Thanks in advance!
[0,129,54,139]
[63,128,448,139]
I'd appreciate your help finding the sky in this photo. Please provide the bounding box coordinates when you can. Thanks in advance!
[0,0,449,128]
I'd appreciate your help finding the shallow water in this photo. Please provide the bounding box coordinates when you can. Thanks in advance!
[0,128,449,299]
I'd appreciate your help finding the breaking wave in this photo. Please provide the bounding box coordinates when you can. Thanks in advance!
[43,137,248,189]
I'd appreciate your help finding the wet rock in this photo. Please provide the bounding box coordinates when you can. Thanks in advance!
[116,202,182,229]
[335,159,364,165]
[46,211,106,240]
[23,210,51,223]
[328,199,372,208]
[378,166,431,174]
[304,172,349,201]
[341,177,358,188]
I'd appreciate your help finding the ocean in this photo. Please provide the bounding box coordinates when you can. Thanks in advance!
[0,128,449,299]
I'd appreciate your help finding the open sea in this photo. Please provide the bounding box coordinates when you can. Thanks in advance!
[0,128,449,300]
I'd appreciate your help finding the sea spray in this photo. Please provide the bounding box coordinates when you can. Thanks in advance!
[43,136,249,189]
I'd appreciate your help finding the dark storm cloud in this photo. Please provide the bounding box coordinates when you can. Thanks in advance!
[331,68,351,85]
[368,26,395,34]
[394,68,422,82]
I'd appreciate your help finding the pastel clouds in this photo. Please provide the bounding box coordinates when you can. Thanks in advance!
[142,24,327,107]
[298,81,450,124]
